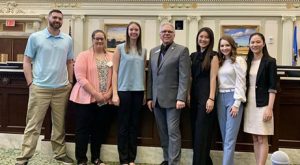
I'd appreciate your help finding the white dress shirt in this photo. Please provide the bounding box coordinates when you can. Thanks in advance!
[218,56,247,108]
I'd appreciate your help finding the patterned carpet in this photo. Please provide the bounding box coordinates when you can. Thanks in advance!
[2,147,300,165]
[0,148,154,165]
[1,148,61,165]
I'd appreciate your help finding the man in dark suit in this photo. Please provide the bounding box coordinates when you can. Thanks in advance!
[147,22,190,165]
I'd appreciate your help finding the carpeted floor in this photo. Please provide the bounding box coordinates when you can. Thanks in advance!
[2,147,300,165]
[1,148,61,165]
[0,148,154,165]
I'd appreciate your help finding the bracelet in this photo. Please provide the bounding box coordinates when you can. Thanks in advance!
[28,81,32,87]
[208,98,215,102]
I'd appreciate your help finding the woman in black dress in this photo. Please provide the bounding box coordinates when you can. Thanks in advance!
[190,27,219,165]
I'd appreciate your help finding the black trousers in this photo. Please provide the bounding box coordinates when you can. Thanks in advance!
[72,102,112,164]
[117,91,144,164]
[191,102,217,165]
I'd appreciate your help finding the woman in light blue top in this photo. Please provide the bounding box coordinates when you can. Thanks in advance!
[112,21,146,165]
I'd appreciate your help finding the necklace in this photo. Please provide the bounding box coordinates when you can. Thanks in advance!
[95,52,107,62]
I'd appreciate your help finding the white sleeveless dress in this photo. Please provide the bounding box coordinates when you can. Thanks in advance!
[243,59,274,135]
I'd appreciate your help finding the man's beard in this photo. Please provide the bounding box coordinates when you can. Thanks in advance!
[49,21,62,30]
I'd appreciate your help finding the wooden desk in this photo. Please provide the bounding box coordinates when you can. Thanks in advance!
[277,66,300,149]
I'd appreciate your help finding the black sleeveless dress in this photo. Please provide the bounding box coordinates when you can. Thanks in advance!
[190,50,217,165]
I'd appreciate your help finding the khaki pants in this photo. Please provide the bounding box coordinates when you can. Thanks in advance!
[16,84,72,163]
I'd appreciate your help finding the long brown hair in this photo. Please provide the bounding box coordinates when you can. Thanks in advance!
[125,21,142,55]
[218,35,237,66]
[196,27,215,70]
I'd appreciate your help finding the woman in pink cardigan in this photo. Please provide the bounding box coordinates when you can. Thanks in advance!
[70,29,113,165]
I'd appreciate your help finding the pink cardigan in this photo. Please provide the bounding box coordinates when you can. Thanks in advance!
[70,49,113,104]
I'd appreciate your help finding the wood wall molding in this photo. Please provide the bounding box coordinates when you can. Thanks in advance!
[0,1,25,15]
[4,0,300,2]
[1,1,300,17]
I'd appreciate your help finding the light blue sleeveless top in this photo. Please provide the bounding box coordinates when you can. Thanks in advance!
[117,43,146,91]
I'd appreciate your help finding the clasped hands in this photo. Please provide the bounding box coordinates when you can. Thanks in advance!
[94,92,109,104]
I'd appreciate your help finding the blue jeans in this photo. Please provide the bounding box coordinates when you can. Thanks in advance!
[217,91,244,165]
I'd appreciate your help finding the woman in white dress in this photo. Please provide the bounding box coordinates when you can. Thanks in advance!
[243,32,277,165]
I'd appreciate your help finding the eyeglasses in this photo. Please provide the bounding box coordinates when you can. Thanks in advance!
[93,37,105,41]
[160,30,174,34]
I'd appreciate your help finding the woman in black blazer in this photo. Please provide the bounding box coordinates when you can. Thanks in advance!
[243,32,277,165]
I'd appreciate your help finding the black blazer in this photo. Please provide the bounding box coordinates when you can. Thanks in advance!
[246,55,277,107]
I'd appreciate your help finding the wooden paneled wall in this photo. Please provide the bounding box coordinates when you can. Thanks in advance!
[7,68,300,152]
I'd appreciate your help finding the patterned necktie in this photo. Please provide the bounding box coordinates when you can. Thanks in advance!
[158,51,165,66]
[158,45,169,67]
